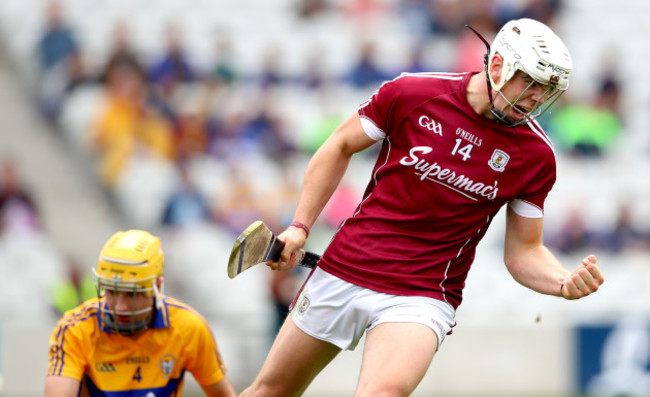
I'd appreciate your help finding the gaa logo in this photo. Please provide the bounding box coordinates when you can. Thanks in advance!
[418,115,443,136]
[95,362,116,373]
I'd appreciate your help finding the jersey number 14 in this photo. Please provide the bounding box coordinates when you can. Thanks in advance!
[452,139,473,161]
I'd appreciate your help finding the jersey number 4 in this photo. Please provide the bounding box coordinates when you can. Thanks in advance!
[452,139,473,161]
[133,366,142,382]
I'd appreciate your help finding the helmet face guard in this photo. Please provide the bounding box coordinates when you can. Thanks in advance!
[491,79,564,127]
[471,18,573,127]
[93,230,164,335]
[94,272,161,335]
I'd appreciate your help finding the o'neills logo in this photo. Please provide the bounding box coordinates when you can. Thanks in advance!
[400,146,499,201]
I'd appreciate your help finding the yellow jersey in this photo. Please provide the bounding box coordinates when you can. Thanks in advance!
[47,296,227,395]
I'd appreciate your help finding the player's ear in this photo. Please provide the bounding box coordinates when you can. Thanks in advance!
[489,54,504,85]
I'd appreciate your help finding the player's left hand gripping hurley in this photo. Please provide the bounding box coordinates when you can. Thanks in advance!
[227,221,320,279]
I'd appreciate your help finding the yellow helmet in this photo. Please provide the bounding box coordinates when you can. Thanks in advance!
[93,230,164,335]
[94,229,163,295]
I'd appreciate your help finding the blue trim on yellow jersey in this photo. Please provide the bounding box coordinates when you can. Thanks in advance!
[51,303,99,376]
[48,296,227,393]
[84,370,186,396]
[151,299,170,329]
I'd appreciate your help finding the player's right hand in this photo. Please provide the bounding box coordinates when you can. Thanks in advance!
[265,227,307,271]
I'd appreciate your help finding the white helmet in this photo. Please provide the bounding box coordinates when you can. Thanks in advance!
[485,18,572,126]
[489,18,572,91]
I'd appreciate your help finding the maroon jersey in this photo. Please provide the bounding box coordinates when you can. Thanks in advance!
[318,72,556,309]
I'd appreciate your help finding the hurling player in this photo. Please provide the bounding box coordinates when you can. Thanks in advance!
[242,18,604,397]
[45,229,236,396]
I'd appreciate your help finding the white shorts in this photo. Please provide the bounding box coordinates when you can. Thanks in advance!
[290,267,456,351]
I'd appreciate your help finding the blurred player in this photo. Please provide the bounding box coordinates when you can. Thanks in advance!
[240,18,604,397]
[45,229,236,396]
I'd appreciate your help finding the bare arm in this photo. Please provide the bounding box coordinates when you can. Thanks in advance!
[503,206,604,299]
[270,111,376,267]
[44,376,80,397]
[201,376,237,397]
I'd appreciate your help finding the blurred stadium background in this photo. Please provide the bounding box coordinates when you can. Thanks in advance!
[0,0,649,395]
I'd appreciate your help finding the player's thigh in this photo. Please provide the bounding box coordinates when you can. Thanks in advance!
[355,322,438,397]
[244,316,341,397]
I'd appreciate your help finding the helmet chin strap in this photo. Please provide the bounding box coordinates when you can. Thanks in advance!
[490,109,518,127]
[466,25,519,127]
